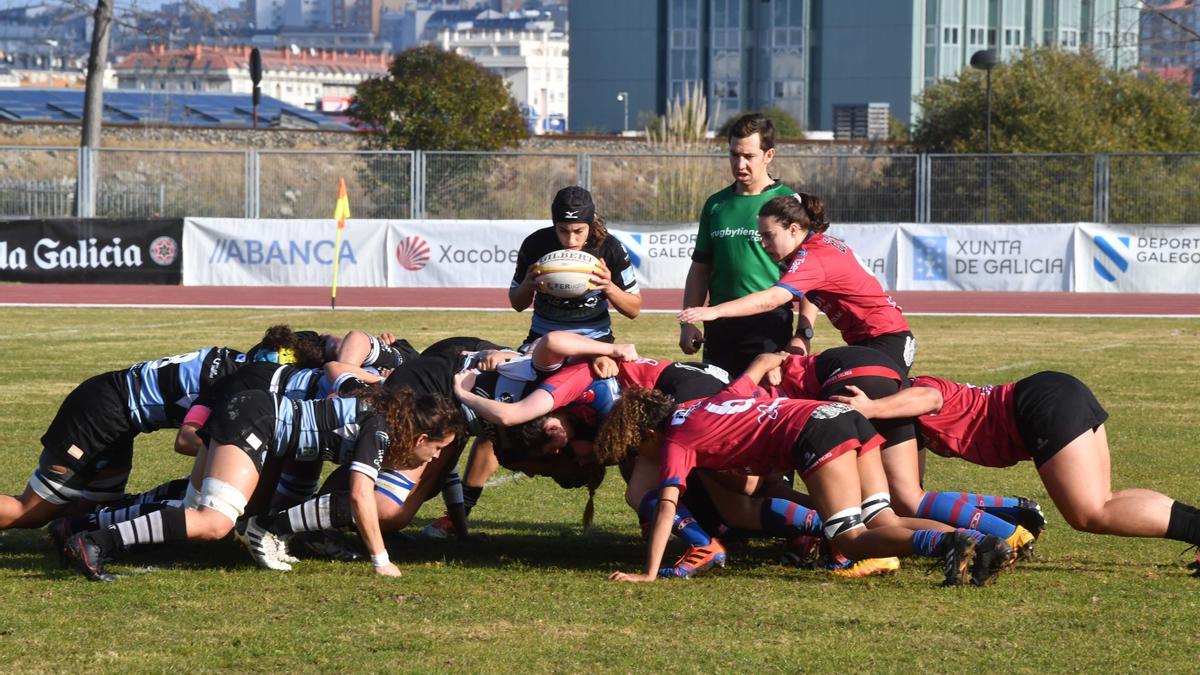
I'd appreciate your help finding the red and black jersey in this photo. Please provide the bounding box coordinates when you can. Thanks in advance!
[911,375,1028,467]
[775,234,909,344]
[617,359,729,405]
[658,377,828,493]
[766,347,907,400]
[533,362,620,428]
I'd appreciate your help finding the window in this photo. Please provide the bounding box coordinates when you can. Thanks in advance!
[987,28,996,46]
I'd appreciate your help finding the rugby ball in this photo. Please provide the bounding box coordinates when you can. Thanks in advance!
[536,249,601,299]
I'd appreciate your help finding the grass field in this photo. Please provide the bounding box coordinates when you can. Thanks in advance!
[0,307,1197,673]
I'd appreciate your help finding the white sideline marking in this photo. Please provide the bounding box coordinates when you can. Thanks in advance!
[985,360,1039,373]
[0,302,1197,319]
[1081,342,1124,352]
[485,473,527,488]
[0,327,81,341]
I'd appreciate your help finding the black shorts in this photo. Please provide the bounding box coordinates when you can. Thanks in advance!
[851,331,917,376]
[702,304,793,377]
[31,371,137,505]
[1013,371,1108,467]
[815,346,915,448]
[208,389,280,472]
[791,404,883,479]
[654,362,729,404]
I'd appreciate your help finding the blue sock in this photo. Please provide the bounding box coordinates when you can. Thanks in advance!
[917,492,1017,538]
[939,491,1031,521]
[758,498,823,537]
[638,491,711,547]
[911,530,947,556]
[941,492,1021,509]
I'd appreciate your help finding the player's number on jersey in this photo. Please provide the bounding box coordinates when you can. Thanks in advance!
[146,350,203,370]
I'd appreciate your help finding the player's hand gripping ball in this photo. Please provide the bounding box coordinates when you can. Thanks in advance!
[535,249,602,299]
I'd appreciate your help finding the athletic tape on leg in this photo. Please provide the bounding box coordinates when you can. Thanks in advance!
[861,492,893,524]
[198,477,248,522]
[823,506,865,540]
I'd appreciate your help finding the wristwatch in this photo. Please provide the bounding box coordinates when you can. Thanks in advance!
[797,326,814,340]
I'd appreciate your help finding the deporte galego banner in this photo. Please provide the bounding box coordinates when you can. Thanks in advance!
[0,218,182,283]
[1075,223,1200,293]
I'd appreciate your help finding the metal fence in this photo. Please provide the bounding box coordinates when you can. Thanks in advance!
[3,146,1200,224]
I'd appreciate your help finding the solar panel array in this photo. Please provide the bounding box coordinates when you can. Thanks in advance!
[0,88,355,130]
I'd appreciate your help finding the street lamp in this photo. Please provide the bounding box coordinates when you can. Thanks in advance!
[969,49,998,223]
[616,91,629,134]
[45,39,58,70]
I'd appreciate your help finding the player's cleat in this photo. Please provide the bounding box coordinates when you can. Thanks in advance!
[937,531,977,587]
[1003,525,1037,566]
[293,531,362,562]
[63,531,115,582]
[658,540,727,579]
[1011,498,1047,540]
[1185,547,1200,578]
[273,535,300,564]
[420,514,455,539]
[780,534,821,568]
[47,517,74,568]
[237,516,292,571]
[829,556,901,578]
[970,535,1013,586]
[814,549,854,572]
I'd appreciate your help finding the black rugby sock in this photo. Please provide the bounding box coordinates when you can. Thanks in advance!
[1165,501,1200,545]
[264,492,354,534]
[109,505,189,550]
[462,485,484,517]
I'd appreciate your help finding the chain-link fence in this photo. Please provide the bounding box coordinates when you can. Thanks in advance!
[92,148,248,218]
[928,154,1097,223]
[3,147,1200,224]
[422,152,582,219]
[258,150,414,219]
[0,146,78,218]
[1107,154,1200,225]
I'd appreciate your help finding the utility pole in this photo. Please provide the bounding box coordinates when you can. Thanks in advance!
[78,0,113,217]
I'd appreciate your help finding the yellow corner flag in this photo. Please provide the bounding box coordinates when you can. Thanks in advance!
[331,177,350,309]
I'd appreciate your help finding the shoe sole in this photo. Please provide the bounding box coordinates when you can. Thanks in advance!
[942,538,977,587]
[64,534,115,582]
[971,538,1014,587]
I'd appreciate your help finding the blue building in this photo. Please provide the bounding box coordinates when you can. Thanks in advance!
[569,0,1142,133]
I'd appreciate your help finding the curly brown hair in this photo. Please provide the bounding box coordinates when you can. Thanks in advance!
[256,325,326,368]
[358,387,463,469]
[595,387,677,465]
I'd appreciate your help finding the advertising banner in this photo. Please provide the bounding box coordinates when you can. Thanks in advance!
[826,224,898,290]
[608,226,697,289]
[0,218,182,284]
[1075,223,1200,293]
[387,220,535,288]
[896,223,1074,291]
[184,218,387,286]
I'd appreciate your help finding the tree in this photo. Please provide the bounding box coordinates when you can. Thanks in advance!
[350,45,528,151]
[716,106,805,141]
[912,47,1200,153]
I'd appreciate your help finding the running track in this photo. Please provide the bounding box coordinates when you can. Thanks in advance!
[1,284,1198,316]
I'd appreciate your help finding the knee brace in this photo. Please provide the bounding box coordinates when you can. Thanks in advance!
[198,477,248,523]
[823,507,865,540]
[861,492,893,524]
[183,481,202,509]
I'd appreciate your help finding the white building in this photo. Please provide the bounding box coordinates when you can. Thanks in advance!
[114,44,388,110]
[437,25,569,133]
